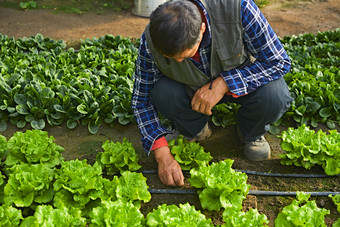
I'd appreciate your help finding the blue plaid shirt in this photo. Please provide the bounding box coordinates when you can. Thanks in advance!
[132,0,291,155]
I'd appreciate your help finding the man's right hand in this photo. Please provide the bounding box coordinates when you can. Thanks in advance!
[153,146,184,186]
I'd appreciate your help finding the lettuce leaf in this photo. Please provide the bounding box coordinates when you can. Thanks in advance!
[0,135,7,163]
[0,204,23,226]
[222,208,269,227]
[329,194,340,213]
[169,135,213,170]
[53,159,105,209]
[115,171,151,208]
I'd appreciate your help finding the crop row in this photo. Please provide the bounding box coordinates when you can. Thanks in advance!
[0,34,138,134]
[0,29,339,134]
[0,129,339,226]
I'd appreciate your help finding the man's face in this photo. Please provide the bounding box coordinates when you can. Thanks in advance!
[164,22,206,63]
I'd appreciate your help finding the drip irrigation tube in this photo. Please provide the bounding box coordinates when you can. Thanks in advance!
[234,169,340,178]
[145,169,339,197]
[148,189,340,197]
[140,170,340,178]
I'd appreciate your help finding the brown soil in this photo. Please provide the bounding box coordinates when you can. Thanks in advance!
[0,0,339,226]
[1,0,340,42]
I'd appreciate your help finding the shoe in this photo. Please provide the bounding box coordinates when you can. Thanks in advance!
[189,123,212,142]
[165,123,212,142]
[244,136,271,161]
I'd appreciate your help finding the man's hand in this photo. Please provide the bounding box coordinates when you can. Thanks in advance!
[191,76,229,115]
[153,146,184,186]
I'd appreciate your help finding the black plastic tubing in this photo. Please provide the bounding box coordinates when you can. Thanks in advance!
[148,189,340,197]
[141,170,340,178]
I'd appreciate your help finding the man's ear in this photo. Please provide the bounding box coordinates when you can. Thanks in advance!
[201,22,206,34]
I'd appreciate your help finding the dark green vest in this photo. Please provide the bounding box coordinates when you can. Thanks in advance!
[145,0,248,92]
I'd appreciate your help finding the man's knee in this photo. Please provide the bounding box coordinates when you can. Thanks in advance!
[261,78,293,121]
[238,78,292,122]
[150,76,190,117]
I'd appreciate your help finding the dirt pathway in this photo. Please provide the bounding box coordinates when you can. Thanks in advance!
[0,0,339,45]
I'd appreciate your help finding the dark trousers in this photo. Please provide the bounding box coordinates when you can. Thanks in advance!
[150,76,293,142]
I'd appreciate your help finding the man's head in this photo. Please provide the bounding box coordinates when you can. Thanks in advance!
[150,0,206,62]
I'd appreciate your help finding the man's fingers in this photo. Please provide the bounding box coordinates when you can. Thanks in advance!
[158,163,184,186]
[160,174,175,186]
[159,172,182,186]
[173,170,184,186]
[192,101,212,115]
[204,104,213,115]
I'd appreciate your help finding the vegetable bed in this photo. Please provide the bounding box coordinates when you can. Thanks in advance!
[0,29,339,226]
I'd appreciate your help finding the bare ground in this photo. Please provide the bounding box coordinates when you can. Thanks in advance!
[0,0,340,42]
[0,0,339,226]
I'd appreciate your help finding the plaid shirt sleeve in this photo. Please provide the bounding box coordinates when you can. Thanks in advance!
[221,0,291,96]
[131,33,170,155]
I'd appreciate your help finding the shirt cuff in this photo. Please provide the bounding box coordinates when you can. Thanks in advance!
[151,136,168,150]
[226,91,247,98]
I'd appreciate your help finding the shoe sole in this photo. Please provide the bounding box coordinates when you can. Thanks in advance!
[244,151,271,161]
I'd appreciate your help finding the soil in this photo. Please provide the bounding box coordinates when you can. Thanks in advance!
[0,0,339,226]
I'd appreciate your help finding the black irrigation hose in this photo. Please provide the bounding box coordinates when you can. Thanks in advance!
[148,189,340,197]
[145,169,340,197]
[140,170,340,178]
[234,169,340,178]
[248,191,340,197]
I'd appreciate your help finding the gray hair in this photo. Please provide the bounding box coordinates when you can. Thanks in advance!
[149,0,202,57]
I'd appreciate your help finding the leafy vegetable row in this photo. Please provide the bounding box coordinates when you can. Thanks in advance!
[274,29,340,131]
[1,29,339,134]
[1,129,339,226]
[0,33,138,134]
[0,129,150,225]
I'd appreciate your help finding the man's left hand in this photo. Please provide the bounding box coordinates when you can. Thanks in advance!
[191,76,229,115]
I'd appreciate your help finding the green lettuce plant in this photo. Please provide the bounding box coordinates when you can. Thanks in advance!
[146,203,213,226]
[4,163,55,207]
[279,125,340,175]
[274,192,330,227]
[0,204,23,225]
[188,159,250,211]
[333,219,340,227]
[89,200,144,227]
[5,129,64,168]
[115,171,151,208]
[221,208,269,227]
[211,103,240,128]
[53,159,106,210]
[21,205,86,226]
[169,135,213,170]
[329,194,340,213]
[95,138,141,174]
